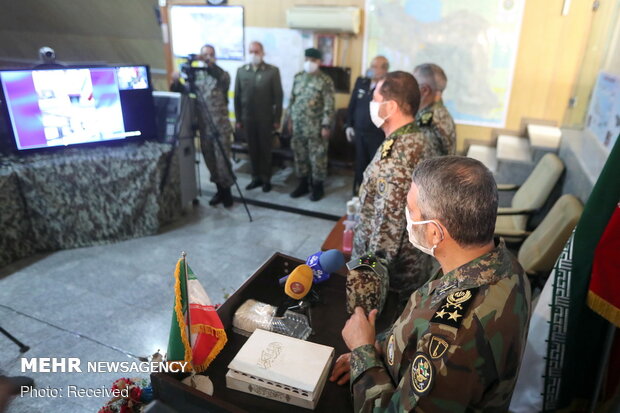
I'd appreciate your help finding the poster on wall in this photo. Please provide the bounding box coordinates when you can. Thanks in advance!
[586,72,620,152]
[363,0,525,127]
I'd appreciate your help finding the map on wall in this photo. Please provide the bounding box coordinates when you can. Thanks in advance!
[586,72,620,152]
[364,0,525,127]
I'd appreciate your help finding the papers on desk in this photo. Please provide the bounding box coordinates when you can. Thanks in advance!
[226,329,334,409]
[232,299,312,340]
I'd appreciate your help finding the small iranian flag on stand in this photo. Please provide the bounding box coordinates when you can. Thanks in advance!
[167,253,227,372]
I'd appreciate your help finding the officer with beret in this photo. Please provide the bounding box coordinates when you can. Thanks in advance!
[285,48,335,201]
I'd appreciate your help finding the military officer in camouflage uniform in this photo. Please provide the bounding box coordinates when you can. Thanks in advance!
[195,44,234,207]
[347,71,438,315]
[331,156,531,412]
[234,41,283,192]
[413,63,456,156]
[287,48,335,201]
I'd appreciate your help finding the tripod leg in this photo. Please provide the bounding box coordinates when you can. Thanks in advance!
[0,327,30,353]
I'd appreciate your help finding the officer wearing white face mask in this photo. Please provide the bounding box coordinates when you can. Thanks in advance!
[234,41,283,192]
[346,71,440,317]
[345,56,389,195]
[285,48,335,201]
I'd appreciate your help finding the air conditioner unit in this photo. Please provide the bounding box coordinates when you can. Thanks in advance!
[286,6,361,34]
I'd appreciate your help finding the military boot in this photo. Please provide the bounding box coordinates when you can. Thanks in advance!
[290,177,310,198]
[209,185,223,206]
[221,186,234,208]
[310,180,324,202]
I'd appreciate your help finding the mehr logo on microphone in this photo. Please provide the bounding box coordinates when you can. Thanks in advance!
[289,282,306,295]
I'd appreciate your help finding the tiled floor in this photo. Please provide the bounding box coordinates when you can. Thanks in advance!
[0,159,353,412]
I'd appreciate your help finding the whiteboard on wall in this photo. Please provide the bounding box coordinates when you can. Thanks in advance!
[244,27,314,108]
[363,0,525,127]
[169,5,244,60]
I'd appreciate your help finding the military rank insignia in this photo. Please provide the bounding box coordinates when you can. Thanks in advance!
[418,111,433,126]
[381,138,395,159]
[387,334,395,366]
[411,352,434,396]
[430,288,477,329]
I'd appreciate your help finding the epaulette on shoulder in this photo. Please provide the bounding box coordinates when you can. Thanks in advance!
[418,111,433,127]
[430,288,478,329]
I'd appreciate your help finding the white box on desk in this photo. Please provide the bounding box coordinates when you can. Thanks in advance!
[226,329,334,410]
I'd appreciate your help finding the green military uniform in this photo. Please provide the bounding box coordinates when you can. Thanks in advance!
[288,70,335,182]
[194,64,234,188]
[348,122,439,314]
[349,239,531,412]
[415,100,457,156]
[234,62,283,183]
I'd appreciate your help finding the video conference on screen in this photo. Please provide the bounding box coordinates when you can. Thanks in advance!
[0,66,151,151]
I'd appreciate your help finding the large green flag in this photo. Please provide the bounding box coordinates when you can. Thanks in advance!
[543,136,620,410]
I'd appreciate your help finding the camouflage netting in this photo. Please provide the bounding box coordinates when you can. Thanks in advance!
[0,141,181,268]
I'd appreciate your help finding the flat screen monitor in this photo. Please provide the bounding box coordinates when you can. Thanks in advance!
[0,65,157,152]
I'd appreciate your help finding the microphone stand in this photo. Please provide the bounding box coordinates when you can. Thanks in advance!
[186,66,252,222]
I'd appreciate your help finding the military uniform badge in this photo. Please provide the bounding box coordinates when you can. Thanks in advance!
[387,334,395,366]
[381,138,395,159]
[410,352,434,396]
[417,111,433,127]
[430,288,477,329]
[429,335,449,359]
[377,178,387,196]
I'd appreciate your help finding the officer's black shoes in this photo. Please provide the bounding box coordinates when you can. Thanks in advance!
[209,188,223,206]
[262,182,272,193]
[210,185,233,207]
[310,181,324,202]
[246,178,262,190]
[290,177,310,198]
[221,186,234,208]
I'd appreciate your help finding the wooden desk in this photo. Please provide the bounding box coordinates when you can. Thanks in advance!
[152,252,354,413]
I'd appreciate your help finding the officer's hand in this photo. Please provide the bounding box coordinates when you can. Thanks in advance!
[321,127,330,139]
[273,122,281,131]
[342,307,378,351]
[236,122,243,130]
[329,353,351,385]
[345,127,355,143]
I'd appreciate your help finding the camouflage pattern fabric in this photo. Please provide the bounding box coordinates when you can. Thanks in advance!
[346,268,390,316]
[194,65,234,187]
[0,142,182,268]
[288,70,335,181]
[0,164,34,267]
[415,100,457,156]
[351,122,439,314]
[350,239,531,412]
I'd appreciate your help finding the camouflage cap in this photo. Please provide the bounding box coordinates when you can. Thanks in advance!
[305,47,322,60]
